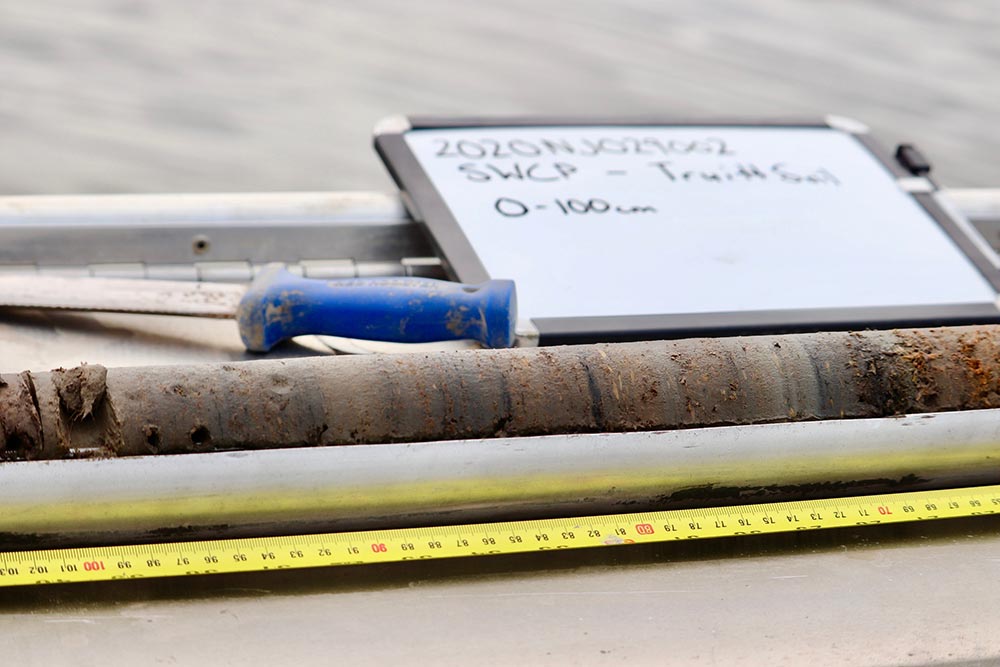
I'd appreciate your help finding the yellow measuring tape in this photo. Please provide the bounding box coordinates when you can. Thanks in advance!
[2,485,998,587]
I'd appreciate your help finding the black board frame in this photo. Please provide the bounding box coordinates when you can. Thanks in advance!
[375,115,1000,345]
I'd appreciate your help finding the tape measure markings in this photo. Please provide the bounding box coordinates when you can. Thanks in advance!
[1,485,998,587]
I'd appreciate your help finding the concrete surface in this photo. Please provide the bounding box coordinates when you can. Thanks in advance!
[1,1,998,194]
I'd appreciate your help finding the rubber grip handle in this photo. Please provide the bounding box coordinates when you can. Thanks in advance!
[237,265,517,352]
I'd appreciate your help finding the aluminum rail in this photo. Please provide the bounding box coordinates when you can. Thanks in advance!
[0,191,406,226]
[946,188,1000,222]
[0,409,997,546]
[0,189,997,269]
[0,191,435,273]
[0,189,995,226]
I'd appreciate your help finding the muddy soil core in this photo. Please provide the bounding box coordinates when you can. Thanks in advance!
[1,325,998,460]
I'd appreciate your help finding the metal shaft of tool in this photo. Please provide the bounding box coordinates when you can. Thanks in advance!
[0,409,998,546]
[1,325,1000,460]
[0,273,246,316]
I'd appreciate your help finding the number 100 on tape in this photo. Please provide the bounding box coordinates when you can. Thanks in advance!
[1,485,998,587]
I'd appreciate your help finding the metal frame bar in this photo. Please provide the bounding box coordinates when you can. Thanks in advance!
[2,189,998,279]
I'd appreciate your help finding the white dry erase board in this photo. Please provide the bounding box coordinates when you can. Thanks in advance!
[375,116,1000,344]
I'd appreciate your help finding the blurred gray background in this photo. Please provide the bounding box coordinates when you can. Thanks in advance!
[1,0,998,195]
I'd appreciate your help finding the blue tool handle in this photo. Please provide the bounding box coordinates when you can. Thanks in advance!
[237,265,517,352]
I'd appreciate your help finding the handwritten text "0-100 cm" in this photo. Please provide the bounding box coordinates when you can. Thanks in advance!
[494,197,657,218]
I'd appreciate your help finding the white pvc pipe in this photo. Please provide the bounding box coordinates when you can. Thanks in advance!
[1,409,998,545]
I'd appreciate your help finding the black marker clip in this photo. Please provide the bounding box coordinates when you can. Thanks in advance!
[895,143,932,176]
